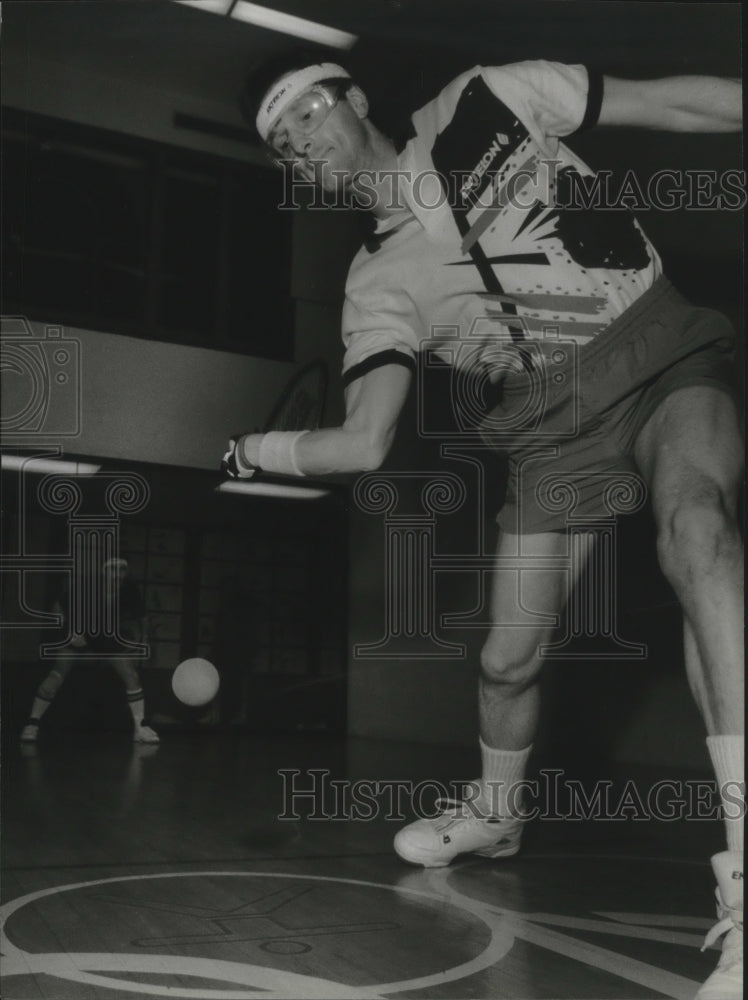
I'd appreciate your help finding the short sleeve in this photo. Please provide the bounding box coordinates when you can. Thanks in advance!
[480,61,602,141]
[341,254,422,386]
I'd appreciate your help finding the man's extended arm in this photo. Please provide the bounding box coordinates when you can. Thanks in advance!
[599,75,742,131]
[237,362,411,476]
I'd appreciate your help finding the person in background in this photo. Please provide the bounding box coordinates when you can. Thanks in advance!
[21,557,159,744]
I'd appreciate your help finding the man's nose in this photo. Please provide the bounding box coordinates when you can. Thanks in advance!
[289,132,314,157]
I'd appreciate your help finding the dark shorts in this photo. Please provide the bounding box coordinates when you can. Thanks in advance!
[59,620,144,658]
[479,276,739,534]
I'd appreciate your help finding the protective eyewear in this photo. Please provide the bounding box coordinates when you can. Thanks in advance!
[266,85,343,161]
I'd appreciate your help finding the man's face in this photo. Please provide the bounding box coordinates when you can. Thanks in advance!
[266,83,369,192]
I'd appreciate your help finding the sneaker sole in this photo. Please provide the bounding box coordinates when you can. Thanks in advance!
[394,837,522,867]
[473,840,522,859]
[695,982,743,1000]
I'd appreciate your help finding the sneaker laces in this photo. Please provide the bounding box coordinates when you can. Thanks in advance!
[701,892,743,953]
[431,797,503,827]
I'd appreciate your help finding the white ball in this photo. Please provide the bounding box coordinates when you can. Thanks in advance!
[172,658,220,707]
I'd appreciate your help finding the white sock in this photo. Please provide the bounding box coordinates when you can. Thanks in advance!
[706,735,744,853]
[478,738,533,818]
[127,688,145,727]
[29,695,53,721]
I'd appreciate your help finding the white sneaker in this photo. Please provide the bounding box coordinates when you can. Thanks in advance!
[134,722,160,744]
[394,795,524,868]
[697,851,743,1000]
[20,720,40,742]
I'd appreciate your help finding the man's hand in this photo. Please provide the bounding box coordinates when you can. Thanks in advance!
[221,432,258,479]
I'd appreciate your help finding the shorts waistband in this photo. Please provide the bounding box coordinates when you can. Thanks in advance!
[574,274,685,368]
[502,275,684,395]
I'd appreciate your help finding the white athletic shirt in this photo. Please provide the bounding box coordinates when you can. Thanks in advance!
[341,61,662,386]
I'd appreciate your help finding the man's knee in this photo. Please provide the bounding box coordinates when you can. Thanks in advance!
[480,633,545,688]
[657,483,740,585]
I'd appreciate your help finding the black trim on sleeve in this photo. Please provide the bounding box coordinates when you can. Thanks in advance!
[571,69,604,134]
[360,214,417,254]
[342,350,416,387]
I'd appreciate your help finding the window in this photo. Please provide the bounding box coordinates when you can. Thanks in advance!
[2,110,293,360]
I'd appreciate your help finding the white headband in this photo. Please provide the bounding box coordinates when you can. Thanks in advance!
[256,63,351,141]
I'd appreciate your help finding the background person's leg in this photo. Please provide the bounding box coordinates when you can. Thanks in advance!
[21,660,74,741]
[110,658,160,744]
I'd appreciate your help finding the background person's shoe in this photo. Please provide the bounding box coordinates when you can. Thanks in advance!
[134,722,160,744]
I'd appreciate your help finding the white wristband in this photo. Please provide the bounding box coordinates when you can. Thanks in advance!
[234,436,257,475]
[258,430,310,477]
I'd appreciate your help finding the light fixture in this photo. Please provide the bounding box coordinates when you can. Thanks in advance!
[1,455,101,475]
[230,2,357,49]
[176,0,234,13]
[176,0,358,49]
[216,479,330,499]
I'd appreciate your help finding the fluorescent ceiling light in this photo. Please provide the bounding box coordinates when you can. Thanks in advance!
[1,455,101,475]
[176,0,234,13]
[216,480,330,499]
[230,1,357,49]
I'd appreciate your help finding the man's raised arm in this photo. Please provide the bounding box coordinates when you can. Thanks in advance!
[598,75,742,132]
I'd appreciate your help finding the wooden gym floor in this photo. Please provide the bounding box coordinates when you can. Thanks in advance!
[1,730,726,1000]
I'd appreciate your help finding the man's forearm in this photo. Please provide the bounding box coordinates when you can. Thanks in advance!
[659,75,742,131]
[230,364,410,479]
[601,75,742,131]
[239,425,386,476]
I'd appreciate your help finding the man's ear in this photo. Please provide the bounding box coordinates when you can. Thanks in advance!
[345,84,369,120]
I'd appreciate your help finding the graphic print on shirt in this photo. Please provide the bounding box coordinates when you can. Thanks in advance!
[431,75,531,349]
[432,74,527,300]
[430,73,653,344]
[546,166,651,270]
